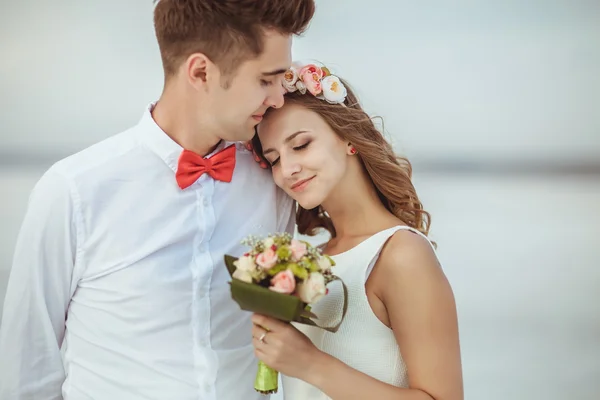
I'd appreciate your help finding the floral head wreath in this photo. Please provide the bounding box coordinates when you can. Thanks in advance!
[282,62,348,105]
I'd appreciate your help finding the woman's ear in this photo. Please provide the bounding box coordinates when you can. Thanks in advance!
[347,143,357,155]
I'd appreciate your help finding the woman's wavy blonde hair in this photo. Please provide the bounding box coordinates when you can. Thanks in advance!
[252,78,433,243]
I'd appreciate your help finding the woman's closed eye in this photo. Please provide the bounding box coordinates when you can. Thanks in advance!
[293,141,311,151]
[268,141,311,167]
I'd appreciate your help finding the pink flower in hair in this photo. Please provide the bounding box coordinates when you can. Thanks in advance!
[299,64,323,80]
[301,71,322,96]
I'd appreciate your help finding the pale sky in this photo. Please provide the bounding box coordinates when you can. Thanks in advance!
[1,0,598,163]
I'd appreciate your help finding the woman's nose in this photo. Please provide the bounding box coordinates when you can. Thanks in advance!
[280,156,301,178]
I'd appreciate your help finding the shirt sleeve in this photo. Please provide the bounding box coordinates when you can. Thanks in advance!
[276,188,296,236]
[0,167,82,400]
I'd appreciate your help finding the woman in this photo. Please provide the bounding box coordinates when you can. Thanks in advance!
[249,63,463,400]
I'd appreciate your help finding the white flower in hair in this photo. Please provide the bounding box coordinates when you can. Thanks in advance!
[283,67,299,92]
[321,75,347,104]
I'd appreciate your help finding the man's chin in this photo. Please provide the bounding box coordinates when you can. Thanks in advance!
[221,127,255,143]
[242,129,257,142]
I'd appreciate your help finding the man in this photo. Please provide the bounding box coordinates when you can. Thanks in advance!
[0,1,315,399]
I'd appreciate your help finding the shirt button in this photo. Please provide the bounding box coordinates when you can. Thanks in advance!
[203,198,209,207]
[203,382,212,392]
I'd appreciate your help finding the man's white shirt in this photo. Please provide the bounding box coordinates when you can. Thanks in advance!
[0,104,295,400]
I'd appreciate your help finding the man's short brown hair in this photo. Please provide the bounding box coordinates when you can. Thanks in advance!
[153,0,315,78]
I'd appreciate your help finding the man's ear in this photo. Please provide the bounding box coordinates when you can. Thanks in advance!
[185,53,215,90]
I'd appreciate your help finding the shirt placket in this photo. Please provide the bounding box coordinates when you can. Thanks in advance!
[192,177,218,399]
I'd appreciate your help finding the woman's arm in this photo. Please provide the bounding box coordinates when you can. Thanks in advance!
[305,231,463,399]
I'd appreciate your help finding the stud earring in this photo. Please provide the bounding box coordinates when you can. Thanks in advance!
[349,147,357,155]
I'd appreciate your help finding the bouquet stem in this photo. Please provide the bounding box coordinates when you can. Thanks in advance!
[254,360,278,394]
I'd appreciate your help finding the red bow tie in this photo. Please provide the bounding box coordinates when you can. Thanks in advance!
[176,145,236,189]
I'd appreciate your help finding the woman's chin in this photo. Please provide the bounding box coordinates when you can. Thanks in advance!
[285,185,324,210]
[296,196,321,211]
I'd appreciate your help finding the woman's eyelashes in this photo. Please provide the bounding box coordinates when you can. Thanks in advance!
[293,141,311,151]
[268,141,311,167]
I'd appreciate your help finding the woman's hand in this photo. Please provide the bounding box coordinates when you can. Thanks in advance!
[251,313,323,382]
[244,141,269,169]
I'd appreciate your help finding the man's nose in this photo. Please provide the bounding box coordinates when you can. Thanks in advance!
[266,84,286,109]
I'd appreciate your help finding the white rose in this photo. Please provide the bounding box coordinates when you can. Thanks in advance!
[297,272,327,304]
[282,68,299,92]
[232,268,253,283]
[234,255,256,272]
[321,75,347,104]
[317,256,332,272]
[263,237,275,249]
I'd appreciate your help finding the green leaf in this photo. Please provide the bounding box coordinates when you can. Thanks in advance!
[230,279,304,322]
[224,254,237,277]
[326,254,336,267]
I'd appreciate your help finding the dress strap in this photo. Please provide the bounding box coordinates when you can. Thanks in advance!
[364,226,436,280]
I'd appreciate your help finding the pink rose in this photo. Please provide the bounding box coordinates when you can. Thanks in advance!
[256,248,278,270]
[269,270,296,294]
[289,239,307,261]
[301,71,322,96]
[296,272,327,304]
[299,64,323,80]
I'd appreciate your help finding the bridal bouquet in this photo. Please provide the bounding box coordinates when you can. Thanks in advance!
[224,232,347,395]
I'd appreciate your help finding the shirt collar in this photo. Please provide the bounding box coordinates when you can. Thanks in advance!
[136,102,247,172]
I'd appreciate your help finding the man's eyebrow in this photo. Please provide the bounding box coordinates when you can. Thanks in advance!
[261,68,288,76]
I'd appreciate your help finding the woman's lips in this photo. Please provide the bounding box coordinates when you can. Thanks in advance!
[291,176,315,192]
